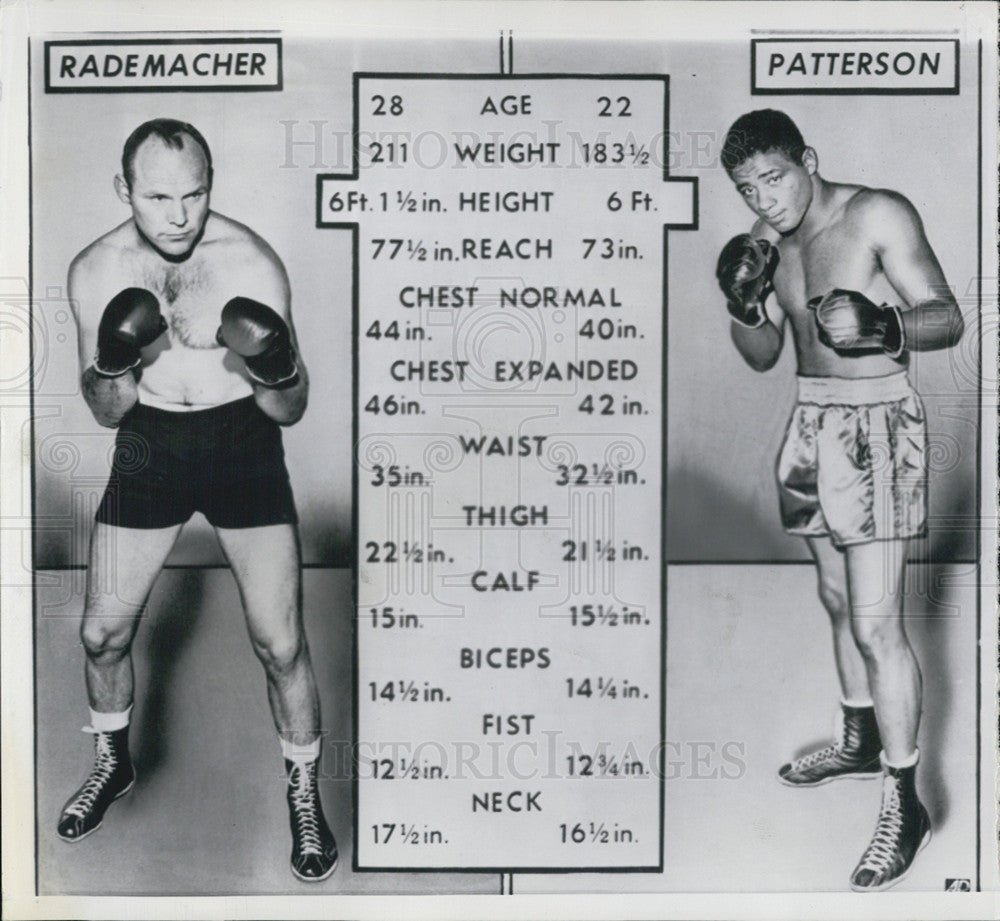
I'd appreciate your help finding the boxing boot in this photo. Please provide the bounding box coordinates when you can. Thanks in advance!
[850,753,931,891]
[286,758,338,882]
[779,702,882,786]
[56,725,135,842]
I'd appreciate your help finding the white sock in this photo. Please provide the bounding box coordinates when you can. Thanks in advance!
[882,748,919,770]
[86,704,132,733]
[280,735,320,764]
[841,696,875,709]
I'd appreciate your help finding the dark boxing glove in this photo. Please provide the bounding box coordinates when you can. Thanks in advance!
[217,296,299,388]
[716,234,780,329]
[807,288,905,358]
[93,287,167,377]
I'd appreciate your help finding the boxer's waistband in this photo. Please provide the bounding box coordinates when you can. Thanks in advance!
[795,371,913,406]
[131,395,258,421]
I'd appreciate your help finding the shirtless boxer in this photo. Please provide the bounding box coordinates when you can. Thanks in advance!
[717,109,963,890]
[57,119,338,882]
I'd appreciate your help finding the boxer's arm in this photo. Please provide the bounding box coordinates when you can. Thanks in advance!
[68,254,139,428]
[730,304,786,372]
[868,191,964,351]
[244,252,309,426]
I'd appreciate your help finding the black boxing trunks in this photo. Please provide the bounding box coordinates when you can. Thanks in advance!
[95,396,298,529]
[776,371,927,547]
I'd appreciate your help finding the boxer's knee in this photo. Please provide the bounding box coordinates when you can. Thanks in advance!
[80,613,135,664]
[850,615,902,663]
[251,621,306,677]
[816,573,849,623]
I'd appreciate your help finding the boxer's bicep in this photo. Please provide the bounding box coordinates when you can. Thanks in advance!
[67,255,100,376]
[872,193,954,311]
[251,245,310,385]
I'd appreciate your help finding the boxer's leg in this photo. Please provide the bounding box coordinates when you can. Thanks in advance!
[844,538,920,763]
[777,537,882,786]
[846,537,930,891]
[82,522,182,712]
[806,536,870,702]
[214,523,318,742]
[215,523,337,881]
[58,522,181,842]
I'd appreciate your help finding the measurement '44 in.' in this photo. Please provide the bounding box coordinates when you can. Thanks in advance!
[559,822,636,845]
[365,320,426,342]
[562,539,648,562]
[369,680,450,703]
[565,677,647,700]
[371,823,446,845]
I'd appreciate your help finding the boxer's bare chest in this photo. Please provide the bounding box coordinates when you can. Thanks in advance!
[774,210,879,321]
[137,255,224,350]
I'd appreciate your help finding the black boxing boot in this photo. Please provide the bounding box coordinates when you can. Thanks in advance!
[57,726,135,842]
[850,752,931,891]
[779,701,882,786]
[286,759,338,882]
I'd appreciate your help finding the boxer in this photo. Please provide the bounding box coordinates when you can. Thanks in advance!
[59,119,337,882]
[717,109,963,890]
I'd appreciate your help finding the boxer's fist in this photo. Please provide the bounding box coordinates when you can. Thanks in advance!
[807,288,905,357]
[217,296,298,387]
[716,234,779,329]
[94,287,167,377]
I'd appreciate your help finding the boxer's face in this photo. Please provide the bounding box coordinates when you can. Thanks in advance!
[731,147,815,234]
[118,135,211,260]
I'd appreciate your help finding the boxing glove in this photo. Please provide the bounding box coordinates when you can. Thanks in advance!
[93,287,167,377]
[807,288,905,358]
[716,234,780,329]
[217,296,298,387]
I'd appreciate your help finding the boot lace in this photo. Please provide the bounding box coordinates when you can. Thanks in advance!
[289,763,323,856]
[63,730,116,819]
[855,775,904,878]
[787,743,839,771]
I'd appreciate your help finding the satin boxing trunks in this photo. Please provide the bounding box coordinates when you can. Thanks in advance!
[95,396,298,529]
[776,371,927,547]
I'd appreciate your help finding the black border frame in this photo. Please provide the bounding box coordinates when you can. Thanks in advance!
[43,37,283,93]
[751,38,960,95]
[317,71,697,874]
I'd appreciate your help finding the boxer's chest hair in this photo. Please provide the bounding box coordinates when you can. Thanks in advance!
[143,259,221,349]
